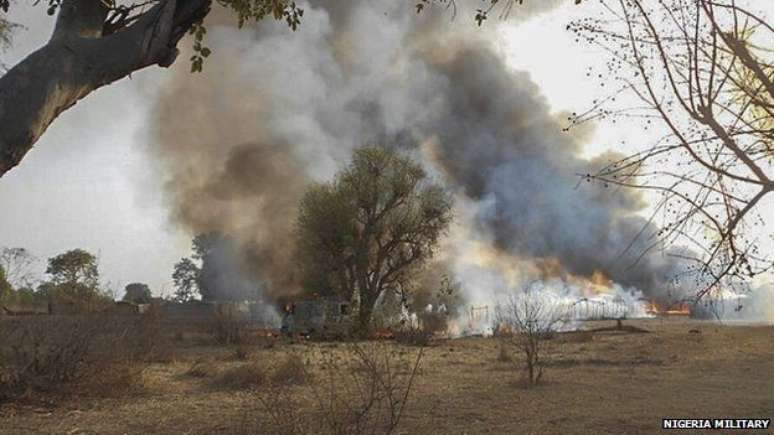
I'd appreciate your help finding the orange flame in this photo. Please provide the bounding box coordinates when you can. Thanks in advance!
[647,300,691,316]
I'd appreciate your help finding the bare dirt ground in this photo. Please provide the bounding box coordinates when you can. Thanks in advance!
[1,318,773,434]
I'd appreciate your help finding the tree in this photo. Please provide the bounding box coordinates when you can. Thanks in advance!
[122,282,152,304]
[0,263,12,301]
[0,0,549,178]
[0,246,38,289]
[297,147,453,333]
[45,248,101,300]
[172,231,248,302]
[172,257,200,302]
[569,0,774,298]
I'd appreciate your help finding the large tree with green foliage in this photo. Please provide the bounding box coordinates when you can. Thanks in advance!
[122,282,152,304]
[0,0,546,177]
[44,248,103,302]
[296,147,453,333]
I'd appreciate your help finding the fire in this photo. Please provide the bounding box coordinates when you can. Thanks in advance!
[646,300,691,316]
[564,269,615,298]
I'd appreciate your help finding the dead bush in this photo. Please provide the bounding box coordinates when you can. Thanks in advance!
[494,282,570,386]
[270,353,307,386]
[496,341,512,363]
[255,342,423,435]
[210,309,247,345]
[214,362,268,390]
[186,358,218,378]
[0,314,160,401]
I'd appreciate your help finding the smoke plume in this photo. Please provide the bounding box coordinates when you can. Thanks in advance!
[148,1,689,306]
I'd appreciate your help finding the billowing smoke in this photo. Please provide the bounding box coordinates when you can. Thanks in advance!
[148,1,690,307]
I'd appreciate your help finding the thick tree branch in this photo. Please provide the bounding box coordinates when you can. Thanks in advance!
[0,0,211,177]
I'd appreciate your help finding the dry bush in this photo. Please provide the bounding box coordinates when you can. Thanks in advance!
[494,282,570,386]
[213,362,268,390]
[270,352,307,386]
[186,358,218,378]
[210,309,247,345]
[496,340,512,363]
[255,342,423,435]
[0,314,160,401]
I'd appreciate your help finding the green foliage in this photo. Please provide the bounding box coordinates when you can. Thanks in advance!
[190,0,304,72]
[46,249,99,288]
[122,282,152,304]
[42,249,108,308]
[11,0,585,73]
[172,257,200,302]
[296,146,453,331]
[172,231,233,302]
[416,0,582,25]
[191,231,224,261]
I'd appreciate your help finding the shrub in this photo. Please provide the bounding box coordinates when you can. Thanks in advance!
[496,340,512,363]
[186,358,218,378]
[214,362,267,390]
[494,282,570,385]
[0,314,159,401]
[211,309,247,345]
[255,342,423,435]
[270,353,307,385]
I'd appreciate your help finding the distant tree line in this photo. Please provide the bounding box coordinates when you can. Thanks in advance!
[0,246,153,310]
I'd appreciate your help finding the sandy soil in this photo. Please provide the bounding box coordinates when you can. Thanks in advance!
[1,318,773,434]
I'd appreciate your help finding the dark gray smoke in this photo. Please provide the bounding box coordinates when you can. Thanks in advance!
[148,0,689,304]
[419,45,689,295]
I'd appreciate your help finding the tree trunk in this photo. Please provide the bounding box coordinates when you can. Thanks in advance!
[357,291,378,337]
[0,0,210,177]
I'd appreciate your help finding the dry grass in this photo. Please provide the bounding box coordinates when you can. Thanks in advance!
[185,358,218,379]
[0,315,160,401]
[1,318,773,434]
[269,352,307,386]
[232,345,251,361]
[213,362,268,390]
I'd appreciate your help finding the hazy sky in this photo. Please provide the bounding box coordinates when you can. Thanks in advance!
[0,1,771,296]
